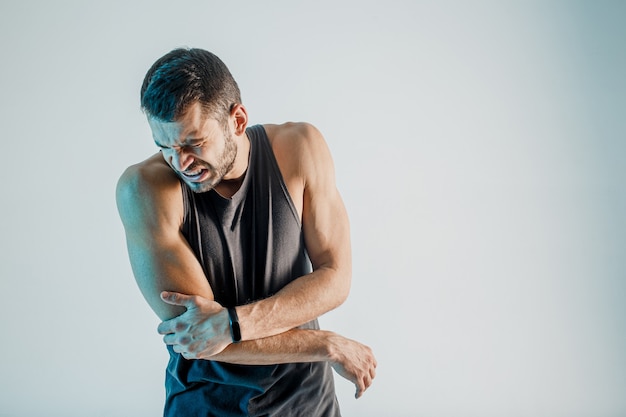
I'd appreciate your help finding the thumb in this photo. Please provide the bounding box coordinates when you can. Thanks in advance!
[160,291,196,308]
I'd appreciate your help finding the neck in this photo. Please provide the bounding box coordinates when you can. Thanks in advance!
[214,178,244,199]
[227,131,251,178]
[216,132,250,198]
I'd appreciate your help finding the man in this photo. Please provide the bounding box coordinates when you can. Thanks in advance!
[116,47,376,416]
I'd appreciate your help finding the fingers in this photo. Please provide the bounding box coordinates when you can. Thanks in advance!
[171,343,197,360]
[162,332,191,346]
[155,297,231,360]
[355,372,372,399]
[355,383,364,399]
[369,357,377,380]
[157,316,189,335]
[355,370,375,398]
[356,352,377,399]
[329,338,378,399]
[160,291,197,308]
[163,331,199,360]
[157,292,198,335]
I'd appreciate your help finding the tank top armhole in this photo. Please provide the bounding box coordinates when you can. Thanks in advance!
[179,178,190,226]
[254,125,303,229]
[179,179,208,270]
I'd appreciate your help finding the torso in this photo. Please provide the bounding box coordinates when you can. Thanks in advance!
[163,124,339,416]
[143,122,309,227]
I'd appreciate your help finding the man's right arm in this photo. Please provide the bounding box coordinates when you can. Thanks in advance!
[116,155,217,320]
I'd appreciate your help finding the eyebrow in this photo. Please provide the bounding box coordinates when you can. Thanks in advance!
[154,136,205,149]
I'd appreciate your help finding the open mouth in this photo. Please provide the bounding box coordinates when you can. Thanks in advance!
[181,168,208,182]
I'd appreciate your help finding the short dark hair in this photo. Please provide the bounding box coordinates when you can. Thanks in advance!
[140,48,241,123]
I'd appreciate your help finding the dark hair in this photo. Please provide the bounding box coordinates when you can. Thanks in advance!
[140,48,241,123]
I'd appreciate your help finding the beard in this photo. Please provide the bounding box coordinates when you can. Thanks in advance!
[184,128,238,194]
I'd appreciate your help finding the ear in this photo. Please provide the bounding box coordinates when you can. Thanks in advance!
[230,103,248,136]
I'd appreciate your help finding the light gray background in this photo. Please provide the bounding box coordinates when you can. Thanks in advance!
[1,1,625,416]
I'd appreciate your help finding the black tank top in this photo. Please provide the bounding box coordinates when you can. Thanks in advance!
[164,125,340,417]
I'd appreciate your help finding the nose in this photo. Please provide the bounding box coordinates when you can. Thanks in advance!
[164,148,194,172]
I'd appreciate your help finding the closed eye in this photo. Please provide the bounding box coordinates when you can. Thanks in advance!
[154,140,170,149]
[188,140,206,148]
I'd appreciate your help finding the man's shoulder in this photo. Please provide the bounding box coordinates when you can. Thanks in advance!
[263,122,323,145]
[260,122,334,187]
[116,153,182,219]
[262,122,328,161]
[118,153,177,190]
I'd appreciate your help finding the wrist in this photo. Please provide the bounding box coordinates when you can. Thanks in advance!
[322,330,341,363]
[227,307,242,343]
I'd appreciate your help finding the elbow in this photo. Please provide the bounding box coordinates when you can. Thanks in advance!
[333,266,352,308]
[312,250,352,309]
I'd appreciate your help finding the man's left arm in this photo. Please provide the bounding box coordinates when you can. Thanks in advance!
[237,122,352,340]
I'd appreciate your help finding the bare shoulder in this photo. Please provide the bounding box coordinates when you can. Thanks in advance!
[263,122,334,183]
[263,122,327,153]
[117,153,177,202]
[116,153,183,230]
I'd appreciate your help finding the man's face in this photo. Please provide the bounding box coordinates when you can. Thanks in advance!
[148,102,237,193]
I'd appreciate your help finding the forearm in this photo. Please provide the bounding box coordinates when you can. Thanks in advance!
[236,267,351,342]
[206,329,335,365]
[206,327,378,399]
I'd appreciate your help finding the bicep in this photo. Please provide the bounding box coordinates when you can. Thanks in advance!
[116,164,214,321]
[303,182,352,271]
[300,128,351,273]
[125,230,214,321]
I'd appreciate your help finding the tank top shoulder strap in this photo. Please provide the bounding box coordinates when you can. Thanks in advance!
[246,124,301,226]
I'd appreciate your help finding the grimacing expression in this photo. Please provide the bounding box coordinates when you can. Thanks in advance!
[148,103,238,193]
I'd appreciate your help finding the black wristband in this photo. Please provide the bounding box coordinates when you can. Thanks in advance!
[227,307,242,343]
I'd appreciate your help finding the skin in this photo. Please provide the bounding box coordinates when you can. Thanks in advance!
[116,101,376,397]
